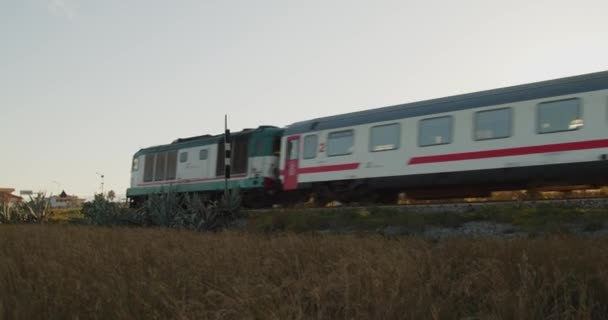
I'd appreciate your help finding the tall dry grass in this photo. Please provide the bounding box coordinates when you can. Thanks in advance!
[1,225,608,319]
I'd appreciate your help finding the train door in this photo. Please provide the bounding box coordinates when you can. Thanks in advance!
[284,136,300,190]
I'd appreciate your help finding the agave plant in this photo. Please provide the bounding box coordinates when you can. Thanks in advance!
[22,193,52,223]
[174,187,242,231]
[204,186,243,231]
[180,194,206,229]
[220,187,242,213]
[143,190,182,227]
[181,193,223,231]
[217,187,242,221]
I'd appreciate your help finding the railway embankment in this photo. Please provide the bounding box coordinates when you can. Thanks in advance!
[247,202,608,238]
[13,194,608,239]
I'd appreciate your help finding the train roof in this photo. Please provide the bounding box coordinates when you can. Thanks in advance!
[284,70,608,135]
[134,126,281,157]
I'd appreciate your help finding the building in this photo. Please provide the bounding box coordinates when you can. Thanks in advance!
[49,190,85,208]
[0,188,23,205]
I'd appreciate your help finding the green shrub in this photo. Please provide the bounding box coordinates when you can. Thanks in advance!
[0,201,25,224]
[82,194,120,225]
[82,194,143,226]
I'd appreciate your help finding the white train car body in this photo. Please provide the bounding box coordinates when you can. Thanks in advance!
[279,71,608,197]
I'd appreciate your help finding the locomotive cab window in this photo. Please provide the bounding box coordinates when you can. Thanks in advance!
[327,130,354,156]
[303,135,318,159]
[370,123,400,152]
[538,98,582,133]
[475,108,512,140]
[199,149,208,160]
[418,116,453,146]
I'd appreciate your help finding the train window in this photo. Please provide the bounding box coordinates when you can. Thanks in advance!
[166,151,177,180]
[328,130,354,156]
[199,149,208,160]
[370,123,400,152]
[272,137,281,156]
[303,135,318,159]
[418,116,453,146]
[538,98,582,133]
[143,154,155,182]
[287,139,299,160]
[179,151,188,163]
[154,152,167,181]
[475,108,512,140]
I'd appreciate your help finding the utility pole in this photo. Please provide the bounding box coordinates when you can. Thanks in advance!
[224,115,231,199]
[96,172,105,195]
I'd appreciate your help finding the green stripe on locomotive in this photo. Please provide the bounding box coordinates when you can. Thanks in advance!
[126,176,267,197]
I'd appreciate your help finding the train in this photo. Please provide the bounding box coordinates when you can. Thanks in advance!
[127,70,608,207]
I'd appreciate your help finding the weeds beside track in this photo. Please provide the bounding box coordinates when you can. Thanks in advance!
[1,225,608,319]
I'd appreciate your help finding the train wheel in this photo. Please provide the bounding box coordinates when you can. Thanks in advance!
[312,184,333,207]
[349,184,378,205]
[242,191,269,209]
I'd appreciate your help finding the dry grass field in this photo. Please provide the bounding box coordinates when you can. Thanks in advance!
[1,225,608,319]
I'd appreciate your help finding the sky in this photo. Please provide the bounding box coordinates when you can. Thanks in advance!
[2,0,608,198]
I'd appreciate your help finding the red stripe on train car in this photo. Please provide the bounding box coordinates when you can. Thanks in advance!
[408,139,608,165]
[279,163,360,176]
[298,163,360,173]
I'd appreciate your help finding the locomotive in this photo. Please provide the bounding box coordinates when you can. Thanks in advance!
[127,70,608,206]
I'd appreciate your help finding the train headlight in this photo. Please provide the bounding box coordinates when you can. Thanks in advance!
[132,158,139,171]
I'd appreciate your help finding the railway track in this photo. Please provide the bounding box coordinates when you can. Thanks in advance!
[244,197,608,214]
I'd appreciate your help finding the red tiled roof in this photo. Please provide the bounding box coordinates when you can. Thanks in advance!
[0,189,23,202]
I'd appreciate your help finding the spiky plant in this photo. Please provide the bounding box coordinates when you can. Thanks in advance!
[181,193,219,231]
[179,187,242,231]
[212,186,243,230]
[22,193,52,223]
[143,190,182,227]
[220,187,242,214]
